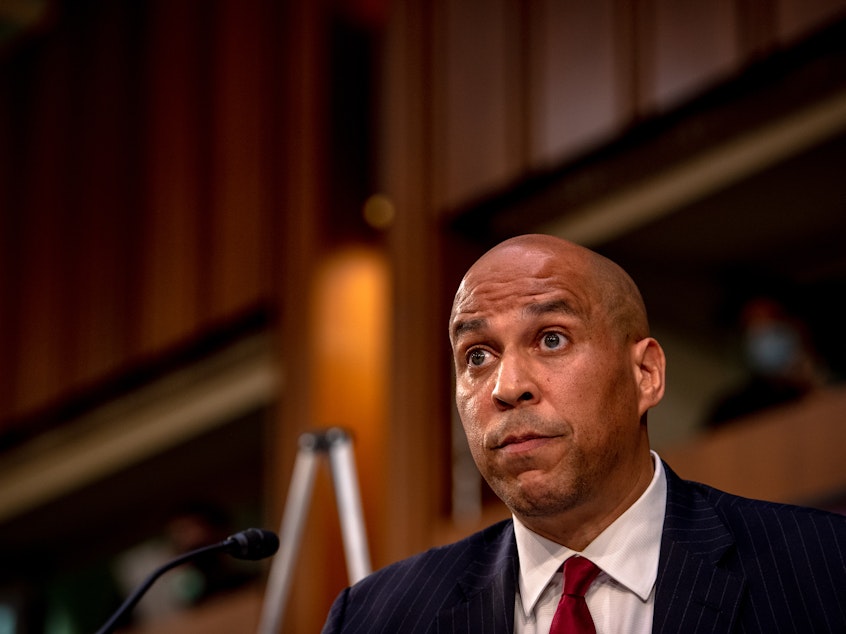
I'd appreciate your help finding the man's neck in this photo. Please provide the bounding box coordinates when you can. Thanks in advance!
[517,451,655,550]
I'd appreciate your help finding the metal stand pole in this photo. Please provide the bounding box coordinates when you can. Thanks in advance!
[257,428,371,634]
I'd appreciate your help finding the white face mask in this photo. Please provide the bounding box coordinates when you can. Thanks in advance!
[743,323,801,376]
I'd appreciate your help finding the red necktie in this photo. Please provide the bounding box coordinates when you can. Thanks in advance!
[549,555,600,633]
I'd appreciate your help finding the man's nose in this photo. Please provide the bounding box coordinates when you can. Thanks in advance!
[491,352,538,409]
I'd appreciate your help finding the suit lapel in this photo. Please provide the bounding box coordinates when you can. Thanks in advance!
[434,521,518,634]
[653,464,746,633]
[429,466,750,633]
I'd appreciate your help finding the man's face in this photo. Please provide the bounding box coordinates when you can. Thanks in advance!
[450,241,655,536]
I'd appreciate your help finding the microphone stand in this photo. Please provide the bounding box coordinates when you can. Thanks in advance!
[96,529,278,634]
[95,540,228,634]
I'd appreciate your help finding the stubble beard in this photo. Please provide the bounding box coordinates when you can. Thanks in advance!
[484,448,593,519]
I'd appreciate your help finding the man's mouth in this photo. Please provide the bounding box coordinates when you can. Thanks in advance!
[496,434,557,453]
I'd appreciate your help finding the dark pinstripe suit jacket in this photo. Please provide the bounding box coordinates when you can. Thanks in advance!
[322,463,846,633]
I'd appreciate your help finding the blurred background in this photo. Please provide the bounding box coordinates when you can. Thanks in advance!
[1,0,845,631]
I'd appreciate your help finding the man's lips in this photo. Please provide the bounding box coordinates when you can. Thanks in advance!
[495,434,559,454]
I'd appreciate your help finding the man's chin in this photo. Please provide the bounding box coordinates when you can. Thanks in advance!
[497,476,580,518]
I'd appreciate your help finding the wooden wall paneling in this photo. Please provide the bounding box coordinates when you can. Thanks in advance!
[208,0,270,321]
[777,0,846,42]
[528,0,620,169]
[503,0,530,181]
[429,0,449,212]
[611,0,652,123]
[0,82,18,427]
[14,23,77,416]
[382,0,433,564]
[380,0,454,568]
[264,0,337,630]
[735,0,779,59]
[435,0,525,211]
[138,0,207,356]
[67,2,140,391]
[650,0,739,110]
[381,0,432,214]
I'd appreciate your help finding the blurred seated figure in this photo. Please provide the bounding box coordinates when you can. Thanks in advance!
[706,295,827,428]
[164,502,258,605]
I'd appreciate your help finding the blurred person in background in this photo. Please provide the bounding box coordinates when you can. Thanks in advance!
[705,294,828,428]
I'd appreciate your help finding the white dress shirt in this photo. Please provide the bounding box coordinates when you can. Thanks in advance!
[513,452,667,634]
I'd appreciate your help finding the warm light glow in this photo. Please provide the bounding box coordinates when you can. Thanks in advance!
[310,245,391,524]
[362,193,396,229]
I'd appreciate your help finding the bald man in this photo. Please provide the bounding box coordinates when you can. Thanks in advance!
[322,235,846,634]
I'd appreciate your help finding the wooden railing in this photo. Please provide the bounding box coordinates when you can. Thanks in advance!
[661,386,846,509]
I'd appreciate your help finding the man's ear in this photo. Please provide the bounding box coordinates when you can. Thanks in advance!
[632,337,666,415]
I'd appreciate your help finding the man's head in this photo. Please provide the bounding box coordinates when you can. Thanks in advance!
[449,234,665,548]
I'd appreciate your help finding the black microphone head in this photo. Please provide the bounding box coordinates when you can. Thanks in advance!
[225,528,280,561]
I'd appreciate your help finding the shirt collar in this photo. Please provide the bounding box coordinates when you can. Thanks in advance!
[513,451,667,617]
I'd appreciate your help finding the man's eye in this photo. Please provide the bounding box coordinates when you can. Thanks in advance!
[468,349,488,366]
[541,332,564,350]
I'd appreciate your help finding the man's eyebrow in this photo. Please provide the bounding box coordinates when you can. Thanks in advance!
[523,299,579,318]
[451,317,486,340]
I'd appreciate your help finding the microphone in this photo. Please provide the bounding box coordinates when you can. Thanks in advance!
[223,527,280,560]
[95,528,279,634]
